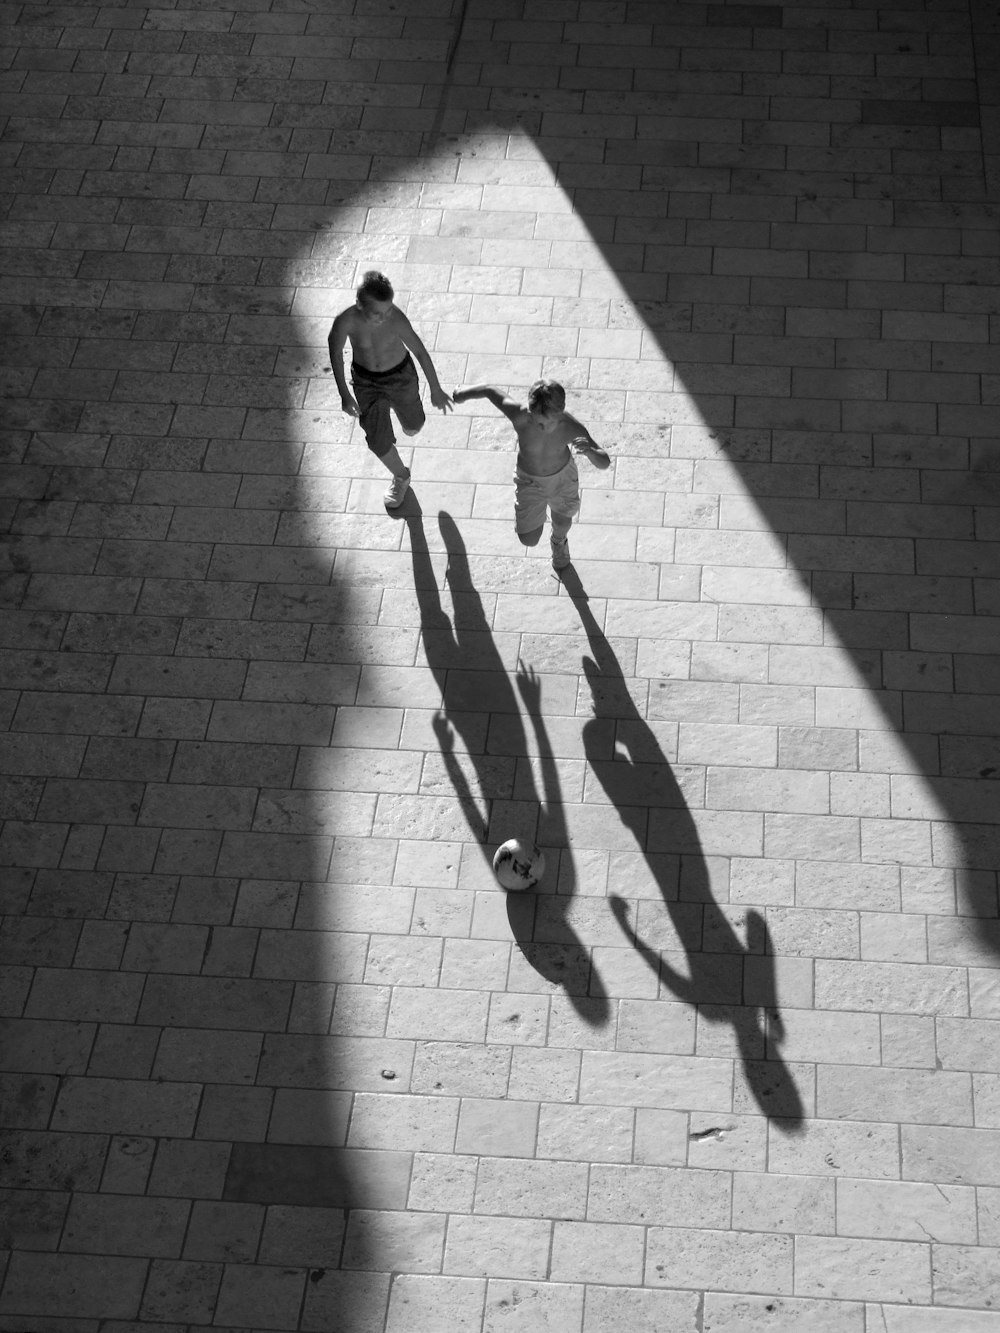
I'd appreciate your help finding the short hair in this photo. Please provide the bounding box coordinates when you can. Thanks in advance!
[357,270,394,303]
[527,379,566,414]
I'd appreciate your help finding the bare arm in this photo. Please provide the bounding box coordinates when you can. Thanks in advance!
[397,312,452,412]
[452,383,522,422]
[566,414,611,470]
[327,313,357,415]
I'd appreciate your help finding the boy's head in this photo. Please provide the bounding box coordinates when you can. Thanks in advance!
[356,270,395,324]
[527,379,566,431]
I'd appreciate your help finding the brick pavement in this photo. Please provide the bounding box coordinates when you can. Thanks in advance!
[2,0,1000,1329]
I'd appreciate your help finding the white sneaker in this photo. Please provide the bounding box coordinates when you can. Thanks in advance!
[384,470,410,508]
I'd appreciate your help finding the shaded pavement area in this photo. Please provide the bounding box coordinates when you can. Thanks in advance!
[2,1,1000,1330]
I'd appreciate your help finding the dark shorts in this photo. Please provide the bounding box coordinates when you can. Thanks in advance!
[351,354,425,458]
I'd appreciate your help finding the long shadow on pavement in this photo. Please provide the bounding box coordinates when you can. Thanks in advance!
[560,565,804,1131]
[404,503,610,1026]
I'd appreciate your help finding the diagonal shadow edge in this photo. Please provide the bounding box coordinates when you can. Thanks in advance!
[426,0,1000,967]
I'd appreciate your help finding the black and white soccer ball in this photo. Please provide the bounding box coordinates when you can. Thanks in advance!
[492,838,546,891]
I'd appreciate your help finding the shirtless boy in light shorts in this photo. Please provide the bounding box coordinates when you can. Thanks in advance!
[452,378,610,570]
[328,270,453,508]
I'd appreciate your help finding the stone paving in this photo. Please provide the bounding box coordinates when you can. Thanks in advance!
[2,0,1000,1329]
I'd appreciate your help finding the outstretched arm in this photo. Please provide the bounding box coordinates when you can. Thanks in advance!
[397,313,453,412]
[453,384,522,421]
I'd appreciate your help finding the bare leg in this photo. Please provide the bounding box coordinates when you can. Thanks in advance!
[550,511,572,569]
[518,526,543,548]
[379,443,410,478]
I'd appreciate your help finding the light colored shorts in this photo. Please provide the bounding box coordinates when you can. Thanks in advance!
[513,457,581,534]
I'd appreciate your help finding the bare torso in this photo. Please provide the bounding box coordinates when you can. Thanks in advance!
[341,306,410,372]
[513,409,585,476]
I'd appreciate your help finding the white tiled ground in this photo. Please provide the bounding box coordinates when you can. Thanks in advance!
[2,0,1000,1329]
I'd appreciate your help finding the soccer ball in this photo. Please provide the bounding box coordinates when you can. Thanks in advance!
[492,838,546,891]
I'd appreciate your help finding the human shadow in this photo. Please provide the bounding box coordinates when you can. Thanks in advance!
[403,503,609,1024]
[559,566,804,1130]
[401,1,1000,977]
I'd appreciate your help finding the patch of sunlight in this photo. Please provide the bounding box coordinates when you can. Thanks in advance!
[282,125,956,874]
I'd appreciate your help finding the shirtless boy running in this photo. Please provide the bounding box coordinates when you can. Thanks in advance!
[452,378,610,570]
[328,270,452,508]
